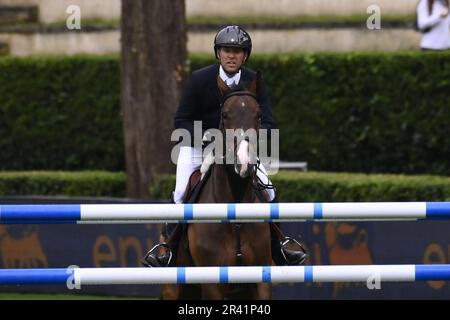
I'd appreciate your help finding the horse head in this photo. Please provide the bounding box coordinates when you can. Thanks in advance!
[218,73,262,178]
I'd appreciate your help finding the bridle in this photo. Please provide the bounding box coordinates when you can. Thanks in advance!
[219,90,260,173]
[219,90,277,201]
[217,90,274,266]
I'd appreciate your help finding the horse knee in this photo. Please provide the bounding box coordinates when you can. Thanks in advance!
[256,283,272,300]
[201,284,225,300]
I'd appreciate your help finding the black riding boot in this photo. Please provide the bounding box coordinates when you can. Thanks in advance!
[270,223,308,265]
[269,195,308,265]
[142,223,179,267]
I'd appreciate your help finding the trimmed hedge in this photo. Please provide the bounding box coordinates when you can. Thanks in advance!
[0,171,126,197]
[0,55,122,171]
[264,53,450,175]
[149,171,450,202]
[1,53,450,174]
[1,171,449,202]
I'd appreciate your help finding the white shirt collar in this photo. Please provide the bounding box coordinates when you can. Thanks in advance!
[219,65,241,87]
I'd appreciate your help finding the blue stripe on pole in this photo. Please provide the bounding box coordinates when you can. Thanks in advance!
[313,203,323,219]
[262,266,271,283]
[270,203,279,219]
[415,265,450,281]
[426,202,450,219]
[305,266,313,282]
[227,203,236,220]
[183,204,193,220]
[2,220,80,225]
[220,267,228,283]
[177,268,186,284]
[0,205,80,223]
[0,269,70,284]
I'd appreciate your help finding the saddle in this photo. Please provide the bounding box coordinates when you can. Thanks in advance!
[182,170,202,203]
[183,168,270,203]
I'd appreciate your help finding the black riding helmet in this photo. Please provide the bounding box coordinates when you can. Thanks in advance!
[214,25,252,61]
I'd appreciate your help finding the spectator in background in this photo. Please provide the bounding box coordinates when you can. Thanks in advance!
[417,0,450,50]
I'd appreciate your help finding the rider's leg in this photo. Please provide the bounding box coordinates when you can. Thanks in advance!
[143,147,202,267]
[174,146,203,204]
[269,219,308,265]
[257,163,308,265]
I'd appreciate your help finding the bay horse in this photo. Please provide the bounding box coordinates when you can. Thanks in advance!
[162,73,272,300]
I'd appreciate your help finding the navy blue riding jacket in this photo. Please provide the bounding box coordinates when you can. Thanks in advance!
[174,64,277,145]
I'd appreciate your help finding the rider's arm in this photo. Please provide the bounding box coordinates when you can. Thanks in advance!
[257,74,277,131]
[417,0,445,31]
[174,74,200,146]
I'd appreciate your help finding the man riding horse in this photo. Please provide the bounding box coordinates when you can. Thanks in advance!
[144,25,307,268]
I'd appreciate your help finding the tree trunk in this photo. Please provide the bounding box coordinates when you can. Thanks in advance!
[120,0,187,198]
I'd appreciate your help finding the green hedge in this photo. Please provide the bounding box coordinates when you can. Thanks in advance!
[149,171,450,202]
[0,171,126,197]
[1,53,450,174]
[243,53,450,175]
[0,55,122,171]
[1,171,449,202]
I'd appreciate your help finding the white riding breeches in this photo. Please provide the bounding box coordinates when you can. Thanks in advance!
[173,146,275,204]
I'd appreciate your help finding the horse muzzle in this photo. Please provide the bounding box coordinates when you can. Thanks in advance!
[235,140,256,178]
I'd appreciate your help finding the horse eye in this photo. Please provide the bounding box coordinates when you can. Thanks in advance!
[222,111,228,119]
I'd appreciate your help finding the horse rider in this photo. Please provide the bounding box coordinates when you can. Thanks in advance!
[144,25,307,267]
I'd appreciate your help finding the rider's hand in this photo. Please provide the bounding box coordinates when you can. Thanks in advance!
[440,8,449,18]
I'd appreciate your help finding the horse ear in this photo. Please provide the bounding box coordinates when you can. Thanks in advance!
[217,76,229,96]
[248,70,260,96]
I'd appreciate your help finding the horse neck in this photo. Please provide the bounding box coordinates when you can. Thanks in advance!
[212,164,254,203]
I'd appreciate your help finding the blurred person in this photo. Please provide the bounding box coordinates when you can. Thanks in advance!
[417,0,450,50]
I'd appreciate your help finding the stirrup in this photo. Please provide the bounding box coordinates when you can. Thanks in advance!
[142,243,173,268]
[280,236,308,265]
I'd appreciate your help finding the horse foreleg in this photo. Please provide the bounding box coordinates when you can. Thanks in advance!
[201,284,226,300]
[255,283,272,300]
[161,284,181,300]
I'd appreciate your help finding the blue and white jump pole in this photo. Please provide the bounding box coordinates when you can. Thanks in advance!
[0,265,449,286]
[0,202,449,224]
